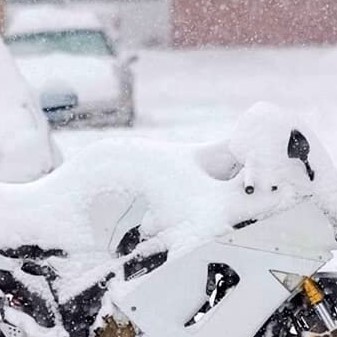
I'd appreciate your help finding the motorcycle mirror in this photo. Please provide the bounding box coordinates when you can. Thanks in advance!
[287,129,315,181]
[288,129,310,161]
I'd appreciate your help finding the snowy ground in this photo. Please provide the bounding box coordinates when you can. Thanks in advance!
[54,47,337,161]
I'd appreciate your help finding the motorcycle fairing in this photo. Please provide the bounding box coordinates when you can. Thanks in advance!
[114,242,324,337]
[220,200,337,261]
[112,201,335,337]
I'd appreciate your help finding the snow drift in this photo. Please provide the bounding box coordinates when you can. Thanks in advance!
[0,101,335,258]
[0,39,61,182]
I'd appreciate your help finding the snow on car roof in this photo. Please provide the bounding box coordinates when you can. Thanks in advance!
[7,6,103,36]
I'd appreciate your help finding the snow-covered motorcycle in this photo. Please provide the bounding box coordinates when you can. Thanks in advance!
[1,117,337,337]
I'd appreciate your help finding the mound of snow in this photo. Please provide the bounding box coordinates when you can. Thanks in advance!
[1,101,337,306]
[0,100,336,260]
[229,102,337,223]
[0,39,61,182]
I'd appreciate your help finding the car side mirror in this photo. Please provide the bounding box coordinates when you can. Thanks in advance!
[287,129,315,181]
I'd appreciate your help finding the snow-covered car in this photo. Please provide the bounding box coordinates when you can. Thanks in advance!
[5,6,136,127]
[0,39,61,183]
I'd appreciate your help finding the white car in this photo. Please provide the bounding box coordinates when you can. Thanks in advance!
[5,6,136,127]
[0,39,61,182]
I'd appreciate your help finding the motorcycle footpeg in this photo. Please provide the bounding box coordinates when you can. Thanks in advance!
[0,322,27,337]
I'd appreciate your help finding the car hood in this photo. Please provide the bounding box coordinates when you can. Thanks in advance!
[14,54,121,103]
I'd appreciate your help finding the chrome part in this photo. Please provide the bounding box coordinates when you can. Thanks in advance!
[315,302,337,331]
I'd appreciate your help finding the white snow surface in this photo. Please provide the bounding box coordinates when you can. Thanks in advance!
[3,47,337,264]
[48,47,337,287]
[1,101,336,262]
[4,100,337,313]
[0,39,61,182]
[229,102,337,214]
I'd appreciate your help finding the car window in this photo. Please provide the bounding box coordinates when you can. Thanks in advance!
[5,30,115,56]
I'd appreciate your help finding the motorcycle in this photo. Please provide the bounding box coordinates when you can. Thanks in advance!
[1,128,337,337]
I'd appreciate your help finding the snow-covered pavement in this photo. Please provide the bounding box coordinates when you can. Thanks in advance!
[54,47,337,161]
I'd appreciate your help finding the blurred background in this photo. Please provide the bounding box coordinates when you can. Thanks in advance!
[4,0,171,50]
[2,0,337,161]
[3,0,337,49]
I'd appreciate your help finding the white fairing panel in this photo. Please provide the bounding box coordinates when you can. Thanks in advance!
[220,200,337,260]
[115,244,323,337]
[114,202,336,337]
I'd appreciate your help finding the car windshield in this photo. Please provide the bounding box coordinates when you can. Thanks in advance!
[6,30,114,56]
